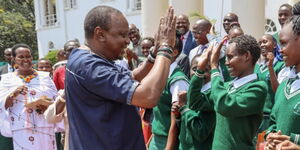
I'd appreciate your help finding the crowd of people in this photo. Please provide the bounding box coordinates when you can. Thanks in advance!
[0,2,300,150]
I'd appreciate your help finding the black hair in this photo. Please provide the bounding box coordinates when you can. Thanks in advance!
[38,58,52,66]
[84,6,122,39]
[174,31,183,58]
[286,15,300,37]
[64,40,80,51]
[293,2,300,16]
[11,43,32,57]
[142,37,155,46]
[279,3,292,11]
[229,35,261,65]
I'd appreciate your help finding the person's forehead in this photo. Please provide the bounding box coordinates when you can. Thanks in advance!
[279,7,291,14]
[177,16,188,22]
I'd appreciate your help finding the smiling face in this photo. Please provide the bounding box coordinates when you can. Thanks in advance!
[279,22,300,68]
[141,39,154,57]
[13,47,33,72]
[128,25,140,45]
[225,43,251,78]
[278,6,292,27]
[176,15,190,35]
[258,35,276,57]
[102,13,131,60]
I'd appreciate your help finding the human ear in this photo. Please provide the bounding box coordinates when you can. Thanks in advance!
[94,26,105,42]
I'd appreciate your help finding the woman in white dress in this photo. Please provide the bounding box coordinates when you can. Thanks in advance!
[0,43,58,150]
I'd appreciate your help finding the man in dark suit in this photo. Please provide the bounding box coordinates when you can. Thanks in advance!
[0,48,13,75]
[0,47,14,150]
[176,14,197,56]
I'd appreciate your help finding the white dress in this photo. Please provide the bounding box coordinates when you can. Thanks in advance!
[0,71,59,150]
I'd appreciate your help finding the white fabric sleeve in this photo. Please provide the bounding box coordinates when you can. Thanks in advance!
[170,80,189,103]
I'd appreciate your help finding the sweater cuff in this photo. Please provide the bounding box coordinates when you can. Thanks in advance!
[290,133,300,145]
[210,68,221,79]
[179,105,190,115]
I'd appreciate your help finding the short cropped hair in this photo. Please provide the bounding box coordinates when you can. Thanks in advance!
[229,35,261,65]
[84,6,122,39]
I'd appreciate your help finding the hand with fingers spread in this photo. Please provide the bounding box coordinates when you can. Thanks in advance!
[210,36,229,69]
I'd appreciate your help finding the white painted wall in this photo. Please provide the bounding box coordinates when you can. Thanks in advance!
[204,0,232,37]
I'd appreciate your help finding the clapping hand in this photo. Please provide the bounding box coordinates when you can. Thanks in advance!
[210,36,228,69]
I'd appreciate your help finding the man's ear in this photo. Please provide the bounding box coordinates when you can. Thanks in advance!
[94,26,106,42]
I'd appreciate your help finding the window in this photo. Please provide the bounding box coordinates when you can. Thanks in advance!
[127,0,141,13]
[265,19,277,34]
[64,0,77,9]
[43,0,57,27]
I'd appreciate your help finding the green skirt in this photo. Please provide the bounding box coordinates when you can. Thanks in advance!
[0,134,13,150]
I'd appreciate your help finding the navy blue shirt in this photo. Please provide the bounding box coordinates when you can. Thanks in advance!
[65,49,145,150]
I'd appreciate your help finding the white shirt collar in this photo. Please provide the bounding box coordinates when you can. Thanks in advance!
[201,81,211,92]
[259,57,278,66]
[168,62,178,78]
[183,31,189,39]
[232,73,257,89]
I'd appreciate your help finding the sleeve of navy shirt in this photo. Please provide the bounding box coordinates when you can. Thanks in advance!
[68,49,139,105]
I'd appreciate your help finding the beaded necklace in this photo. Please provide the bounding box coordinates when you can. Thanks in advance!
[16,71,38,83]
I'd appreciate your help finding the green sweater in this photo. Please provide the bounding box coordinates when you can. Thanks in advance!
[267,78,300,145]
[210,69,268,150]
[152,67,189,137]
[177,70,215,150]
[254,60,285,114]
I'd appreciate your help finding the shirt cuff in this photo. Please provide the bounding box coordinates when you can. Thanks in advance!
[179,105,190,115]
[290,133,300,145]
[126,81,140,105]
[210,68,221,79]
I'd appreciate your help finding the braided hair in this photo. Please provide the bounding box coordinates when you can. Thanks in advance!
[292,2,300,15]
[286,15,300,37]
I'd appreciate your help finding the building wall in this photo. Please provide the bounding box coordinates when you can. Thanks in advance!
[35,0,141,58]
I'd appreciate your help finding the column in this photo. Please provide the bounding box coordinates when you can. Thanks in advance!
[141,0,168,37]
[231,0,265,39]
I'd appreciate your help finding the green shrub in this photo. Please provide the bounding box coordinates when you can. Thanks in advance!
[44,50,59,65]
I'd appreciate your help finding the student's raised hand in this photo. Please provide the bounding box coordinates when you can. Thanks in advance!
[171,101,181,118]
[276,140,300,150]
[197,44,213,71]
[178,91,187,106]
[210,36,229,69]
[267,52,275,68]
[157,7,176,49]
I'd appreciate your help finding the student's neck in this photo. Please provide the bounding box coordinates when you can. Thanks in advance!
[295,64,300,74]
[237,67,254,79]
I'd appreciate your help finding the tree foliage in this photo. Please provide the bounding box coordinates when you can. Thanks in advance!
[0,0,37,61]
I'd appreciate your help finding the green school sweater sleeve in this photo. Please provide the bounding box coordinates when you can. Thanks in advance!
[266,107,277,137]
[179,105,214,142]
[290,133,300,145]
[210,69,267,117]
[187,70,213,112]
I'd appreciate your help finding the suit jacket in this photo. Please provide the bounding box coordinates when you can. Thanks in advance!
[182,31,197,56]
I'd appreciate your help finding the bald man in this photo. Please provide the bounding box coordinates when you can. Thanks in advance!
[176,14,197,56]
[188,19,212,62]
[223,13,239,34]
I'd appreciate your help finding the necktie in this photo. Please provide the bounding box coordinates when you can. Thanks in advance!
[180,35,184,41]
